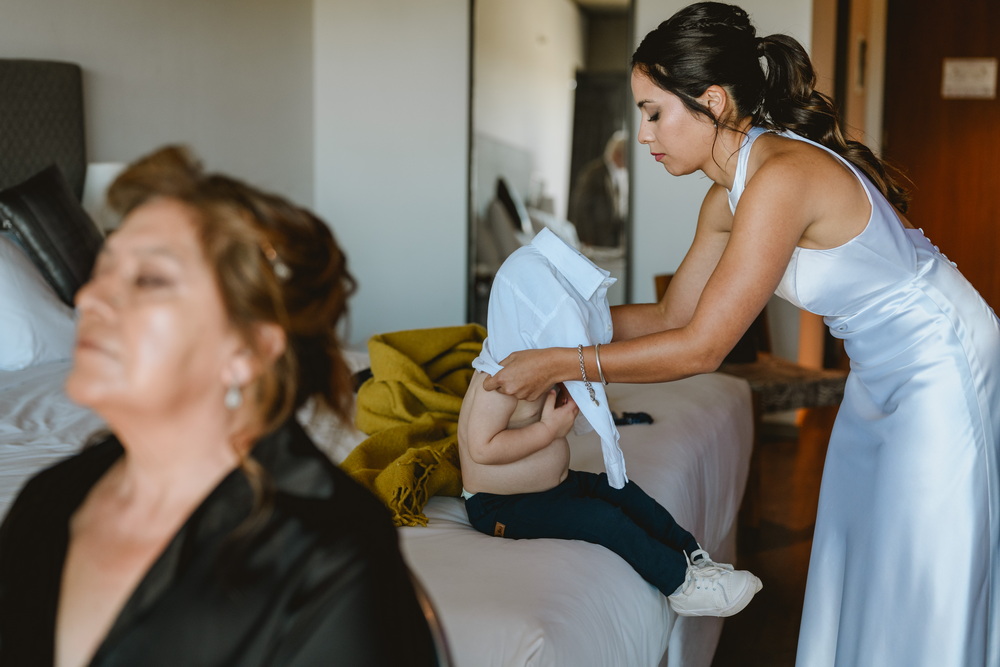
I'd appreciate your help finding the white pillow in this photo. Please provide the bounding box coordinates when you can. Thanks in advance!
[0,235,76,370]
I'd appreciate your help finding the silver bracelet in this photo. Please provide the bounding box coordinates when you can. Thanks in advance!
[577,344,599,406]
[594,343,609,385]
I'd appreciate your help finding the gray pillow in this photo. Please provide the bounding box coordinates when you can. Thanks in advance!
[0,164,104,306]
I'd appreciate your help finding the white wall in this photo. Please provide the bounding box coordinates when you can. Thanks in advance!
[314,0,470,347]
[314,0,814,353]
[631,0,813,360]
[1,0,468,349]
[0,0,315,205]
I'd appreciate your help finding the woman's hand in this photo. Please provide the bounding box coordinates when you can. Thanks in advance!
[482,347,570,401]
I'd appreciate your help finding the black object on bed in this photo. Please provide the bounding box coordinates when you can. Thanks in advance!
[0,164,104,306]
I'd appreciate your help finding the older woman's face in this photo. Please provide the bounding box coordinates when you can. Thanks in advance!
[67,198,241,419]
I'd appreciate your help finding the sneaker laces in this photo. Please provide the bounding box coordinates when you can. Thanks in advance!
[684,553,719,582]
[688,548,734,573]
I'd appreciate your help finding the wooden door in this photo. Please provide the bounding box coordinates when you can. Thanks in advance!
[882,0,1000,309]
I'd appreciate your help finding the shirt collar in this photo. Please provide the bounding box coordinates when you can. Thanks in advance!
[531,228,612,300]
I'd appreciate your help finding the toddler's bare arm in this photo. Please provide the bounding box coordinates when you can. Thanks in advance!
[463,375,578,466]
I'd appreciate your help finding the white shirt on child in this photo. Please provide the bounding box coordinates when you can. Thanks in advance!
[472,228,628,489]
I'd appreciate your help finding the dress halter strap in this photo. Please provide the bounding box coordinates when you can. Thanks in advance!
[727,126,771,214]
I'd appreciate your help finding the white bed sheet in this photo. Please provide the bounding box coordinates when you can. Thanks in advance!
[0,362,753,667]
[0,361,105,519]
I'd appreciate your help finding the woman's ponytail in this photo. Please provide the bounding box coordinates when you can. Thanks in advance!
[757,34,910,212]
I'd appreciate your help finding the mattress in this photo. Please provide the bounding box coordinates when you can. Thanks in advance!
[398,374,753,667]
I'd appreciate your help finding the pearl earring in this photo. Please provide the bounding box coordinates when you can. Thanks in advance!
[224,384,243,410]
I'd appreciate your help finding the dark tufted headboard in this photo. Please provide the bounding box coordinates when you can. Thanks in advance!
[0,59,86,200]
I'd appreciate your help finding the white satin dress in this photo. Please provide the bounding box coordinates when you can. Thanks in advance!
[729,128,1000,667]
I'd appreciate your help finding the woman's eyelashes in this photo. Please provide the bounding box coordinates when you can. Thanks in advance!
[132,260,179,290]
[134,273,171,289]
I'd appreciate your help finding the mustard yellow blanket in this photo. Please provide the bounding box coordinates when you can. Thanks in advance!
[341,324,486,527]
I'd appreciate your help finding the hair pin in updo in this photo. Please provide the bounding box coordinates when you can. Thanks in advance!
[677,5,751,33]
[259,239,292,281]
[679,18,740,32]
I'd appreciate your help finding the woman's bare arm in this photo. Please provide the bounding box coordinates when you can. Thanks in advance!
[610,183,733,341]
[483,156,820,400]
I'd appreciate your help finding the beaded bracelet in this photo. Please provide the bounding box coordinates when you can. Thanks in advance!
[577,344,599,406]
[594,343,609,385]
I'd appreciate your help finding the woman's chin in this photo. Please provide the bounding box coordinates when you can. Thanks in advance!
[64,371,110,413]
[663,162,692,177]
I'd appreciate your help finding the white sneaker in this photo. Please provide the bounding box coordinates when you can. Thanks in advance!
[668,551,762,617]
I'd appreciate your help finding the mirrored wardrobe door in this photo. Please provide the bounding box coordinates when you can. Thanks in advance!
[468,0,634,325]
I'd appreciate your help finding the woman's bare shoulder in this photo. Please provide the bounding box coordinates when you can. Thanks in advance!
[752,133,851,183]
[743,135,852,208]
[745,134,871,247]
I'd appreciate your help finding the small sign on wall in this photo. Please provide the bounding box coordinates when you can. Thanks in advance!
[941,57,998,99]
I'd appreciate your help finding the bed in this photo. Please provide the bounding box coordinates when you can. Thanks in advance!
[0,58,755,667]
[395,375,753,667]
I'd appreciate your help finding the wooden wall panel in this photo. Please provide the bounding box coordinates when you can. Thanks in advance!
[883,0,1000,309]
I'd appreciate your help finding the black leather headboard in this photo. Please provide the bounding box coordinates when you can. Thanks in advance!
[0,59,86,199]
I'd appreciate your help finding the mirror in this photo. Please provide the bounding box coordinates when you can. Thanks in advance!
[468,0,634,325]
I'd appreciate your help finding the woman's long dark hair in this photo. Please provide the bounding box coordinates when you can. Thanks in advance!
[632,2,909,211]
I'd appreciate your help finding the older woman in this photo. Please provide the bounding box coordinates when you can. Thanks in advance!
[0,147,436,666]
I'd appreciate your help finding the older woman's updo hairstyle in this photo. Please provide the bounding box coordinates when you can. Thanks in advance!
[107,146,357,436]
[633,2,909,211]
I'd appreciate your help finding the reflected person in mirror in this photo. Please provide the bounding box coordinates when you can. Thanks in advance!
[569,130,629,248]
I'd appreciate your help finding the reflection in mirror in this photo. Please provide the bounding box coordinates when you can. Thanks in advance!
[468,0,634,325]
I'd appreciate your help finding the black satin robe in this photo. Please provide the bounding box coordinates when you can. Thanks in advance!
[0,419,436,666]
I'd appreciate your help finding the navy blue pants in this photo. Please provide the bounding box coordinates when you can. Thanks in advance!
[464,470,699,596]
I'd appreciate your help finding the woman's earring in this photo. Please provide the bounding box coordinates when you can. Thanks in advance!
[224,383,243,410]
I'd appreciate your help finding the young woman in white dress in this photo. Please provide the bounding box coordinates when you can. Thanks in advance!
[482,3,1000,665]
